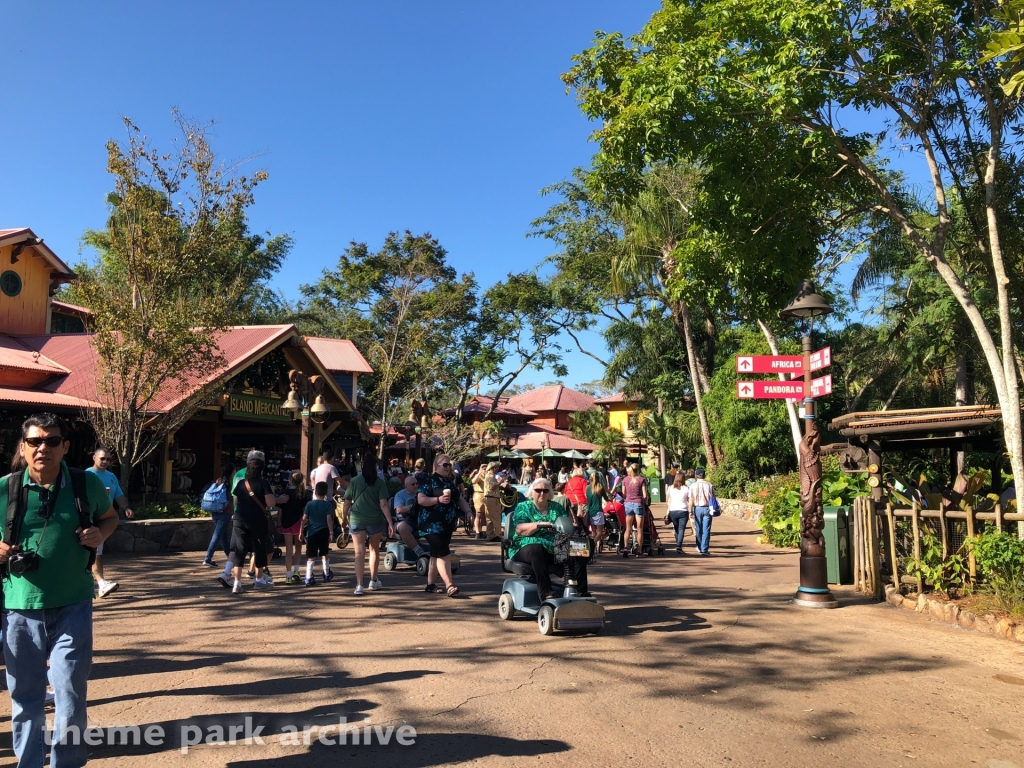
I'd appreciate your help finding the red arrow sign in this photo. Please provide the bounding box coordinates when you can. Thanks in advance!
[810,346,832,372]
[737,381,805,399]
[810,374,833,398]
[735,355,804,374]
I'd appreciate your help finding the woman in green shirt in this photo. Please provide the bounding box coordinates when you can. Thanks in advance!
[341,455,394,596]
[509,478,589,600]
[585,471,609,553]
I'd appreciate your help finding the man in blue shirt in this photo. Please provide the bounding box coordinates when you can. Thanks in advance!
[85,448,133,598]
[393,475,425,558]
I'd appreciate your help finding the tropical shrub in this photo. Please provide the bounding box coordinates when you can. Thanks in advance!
[969,527,1024,618]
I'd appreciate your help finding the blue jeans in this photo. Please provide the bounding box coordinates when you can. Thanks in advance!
[3,600,93,768]
[205,512,232,562]
[691,506,712,553]
[669,510,689,549]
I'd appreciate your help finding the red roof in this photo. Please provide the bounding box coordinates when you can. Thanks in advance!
[305,337,373,374]
[0,335,69,375]
[50,300,93,318]
[508,425,598,452]
[594,392,629,405]
[444,395,536,418]
[506,385,596,414]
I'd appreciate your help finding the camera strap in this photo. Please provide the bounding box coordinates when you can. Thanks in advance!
[4,469,96,572]
[5,471,29,550]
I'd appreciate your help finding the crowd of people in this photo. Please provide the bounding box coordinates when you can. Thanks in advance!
[0,411,719,768]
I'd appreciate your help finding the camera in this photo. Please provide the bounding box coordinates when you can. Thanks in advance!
[8,550,40,575]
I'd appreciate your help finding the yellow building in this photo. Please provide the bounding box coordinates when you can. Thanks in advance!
[594,393,647,454]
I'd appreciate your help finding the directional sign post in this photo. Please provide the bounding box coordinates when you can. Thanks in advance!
[809,346,832,372]
[736,355,804,374]
[736,381,805,400]
[810,374,833,398]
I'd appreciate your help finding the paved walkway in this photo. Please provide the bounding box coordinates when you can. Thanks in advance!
[1,514,1022,767]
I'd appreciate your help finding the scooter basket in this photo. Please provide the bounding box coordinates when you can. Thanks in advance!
[554,534,593,564]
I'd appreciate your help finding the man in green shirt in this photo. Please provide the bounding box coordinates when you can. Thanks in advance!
[0,413,118,767]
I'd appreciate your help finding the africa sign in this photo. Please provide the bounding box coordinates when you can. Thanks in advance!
[735,355,804,374]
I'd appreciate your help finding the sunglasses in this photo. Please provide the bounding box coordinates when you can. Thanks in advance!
[441,463,452,469]
[24,436,65,449]
[534,488,551,494]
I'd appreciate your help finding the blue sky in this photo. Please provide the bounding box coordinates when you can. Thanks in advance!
[0,1,661,389]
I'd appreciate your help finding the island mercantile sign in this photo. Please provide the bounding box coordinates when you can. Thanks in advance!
[225,394,292,422]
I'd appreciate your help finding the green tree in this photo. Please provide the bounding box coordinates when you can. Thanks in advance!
[299,231,463,456]
[71,112,271,488]
[564,0,1024,504]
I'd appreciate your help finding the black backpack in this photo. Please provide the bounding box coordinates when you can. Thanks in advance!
[5,468,97,572]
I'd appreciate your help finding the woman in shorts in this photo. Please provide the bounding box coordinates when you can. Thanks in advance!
[585,470,609,553]
[279,471,308,583]
[341,454,394,595]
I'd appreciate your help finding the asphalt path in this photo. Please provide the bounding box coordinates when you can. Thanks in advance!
[1,513,1022,767]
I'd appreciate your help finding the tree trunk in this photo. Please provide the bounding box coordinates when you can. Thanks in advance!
[979,137,1024,538]
[955,352,968,477]
[657,397,667,474]
[678,301,716,468]
[757,320,802,462]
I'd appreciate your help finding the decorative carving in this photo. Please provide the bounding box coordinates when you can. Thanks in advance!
[799,418,826,557]
[410,398,429,428]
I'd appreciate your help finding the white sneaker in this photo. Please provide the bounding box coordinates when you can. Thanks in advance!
[253,577,273,590]
[232,582,244,595]
[353,584,364,596]
[97,580,119,599]
[367,578,383,591]
[262,569,274,584]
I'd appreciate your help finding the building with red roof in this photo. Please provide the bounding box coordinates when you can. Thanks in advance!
[0,228,373,494]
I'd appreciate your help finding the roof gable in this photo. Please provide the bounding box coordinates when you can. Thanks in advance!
[506,385,596,414]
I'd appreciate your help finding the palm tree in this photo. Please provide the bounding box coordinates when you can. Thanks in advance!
[592,428,625,464]
[611,164,718,466]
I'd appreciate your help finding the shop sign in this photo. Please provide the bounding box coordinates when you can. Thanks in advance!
[225,394,292,422]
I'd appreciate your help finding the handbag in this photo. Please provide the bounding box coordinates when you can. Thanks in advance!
[709,495,722,517]
[200,482,228,513]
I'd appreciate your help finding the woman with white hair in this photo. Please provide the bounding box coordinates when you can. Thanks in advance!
[507,478,589,600]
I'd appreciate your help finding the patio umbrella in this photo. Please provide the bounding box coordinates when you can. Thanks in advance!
[537,448,564,458]
[561,449,588,459]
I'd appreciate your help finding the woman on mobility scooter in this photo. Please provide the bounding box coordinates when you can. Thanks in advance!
[509,478,588,600]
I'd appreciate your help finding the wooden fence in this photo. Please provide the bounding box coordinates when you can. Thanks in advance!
[850,496,1024,600]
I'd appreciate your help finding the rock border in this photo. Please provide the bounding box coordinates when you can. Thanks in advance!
[884,585,1024,644]
[719,499,763,523]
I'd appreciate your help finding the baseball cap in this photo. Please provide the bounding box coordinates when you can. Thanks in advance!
[694,467,705,477]
[247,450,266,462]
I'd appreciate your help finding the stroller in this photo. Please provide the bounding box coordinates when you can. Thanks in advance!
[619,502,665,557]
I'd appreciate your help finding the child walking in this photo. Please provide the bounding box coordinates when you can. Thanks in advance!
[300,482,336,586]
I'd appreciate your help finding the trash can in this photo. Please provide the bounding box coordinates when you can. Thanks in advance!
[823,506,852,585]
[648,479,664,504]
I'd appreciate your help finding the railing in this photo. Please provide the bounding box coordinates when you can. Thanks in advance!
[851,496,1024,600]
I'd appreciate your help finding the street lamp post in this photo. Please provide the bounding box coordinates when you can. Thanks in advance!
[780,280,837,609]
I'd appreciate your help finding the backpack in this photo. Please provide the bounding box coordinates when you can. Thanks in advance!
[201,481,229,513]
[5,468,97,572]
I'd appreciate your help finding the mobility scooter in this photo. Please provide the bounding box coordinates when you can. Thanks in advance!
[498,514,605,636]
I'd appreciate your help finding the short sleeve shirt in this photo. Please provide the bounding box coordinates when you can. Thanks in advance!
[508,500,567,558]
[303,499,335,535]
[623,476,647,504]
[85,467,123,505]
[0,462,111,610]
[416,472,460,536]
[344,475,390,527]
[393,488,417,518]
[280,486,309,529]
[233,477,274,525]
[312,462,342,500]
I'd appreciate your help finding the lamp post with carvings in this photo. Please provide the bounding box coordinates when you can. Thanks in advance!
[780,280,837,609]
[282,370,330,478]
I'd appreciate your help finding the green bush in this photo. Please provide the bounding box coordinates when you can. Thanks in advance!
[707,457,752,499]
[759,473,801,548]
[133,500,206,520]
[756,465,869,549]
[969,526,1024,618]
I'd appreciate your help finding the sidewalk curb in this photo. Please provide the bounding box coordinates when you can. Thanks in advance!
[884,584,1024,643]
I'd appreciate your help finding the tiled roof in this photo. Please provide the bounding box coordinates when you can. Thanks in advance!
[594,392,629,405]
[305,338,373,374]
[444,395,536,418]
[506,385,596,414]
